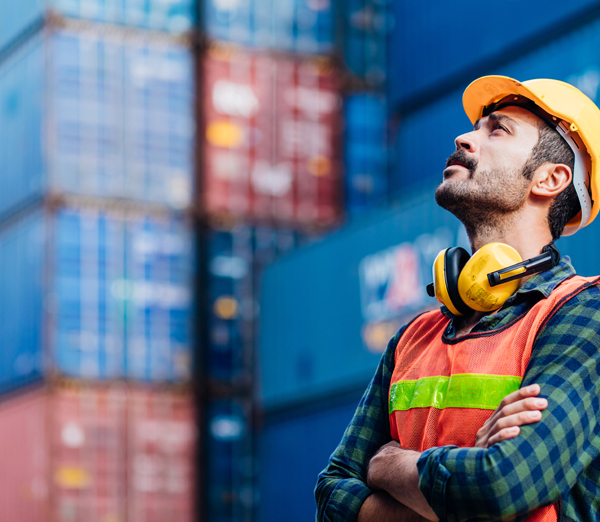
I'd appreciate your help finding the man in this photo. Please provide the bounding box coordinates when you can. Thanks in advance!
[315,76,600,521]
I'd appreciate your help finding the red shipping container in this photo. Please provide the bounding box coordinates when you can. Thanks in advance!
[0,384,196,522]
[274,57,342,224]
[50,383,128,522]
[0,387,48,522]
[201,45,342,227]
[128,389,196,522]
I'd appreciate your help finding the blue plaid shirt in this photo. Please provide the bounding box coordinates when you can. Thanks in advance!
[316,258,600,521]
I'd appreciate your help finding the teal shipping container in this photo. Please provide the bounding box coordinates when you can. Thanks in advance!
[386,0,600,111]
[0,0,193,52]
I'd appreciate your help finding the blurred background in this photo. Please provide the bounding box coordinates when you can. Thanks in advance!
[2,0,600,520]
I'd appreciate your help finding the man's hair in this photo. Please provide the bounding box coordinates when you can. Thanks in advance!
[521,121,578,240]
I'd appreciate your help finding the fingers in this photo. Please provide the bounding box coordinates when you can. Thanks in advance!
[498,384,541,409]
[498,396,548,419]
[487,426,520,446]
[484,406,545,446]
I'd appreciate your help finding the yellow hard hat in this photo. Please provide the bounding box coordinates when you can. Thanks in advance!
[463,75,600,236]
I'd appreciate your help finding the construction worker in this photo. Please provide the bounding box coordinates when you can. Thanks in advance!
[315,76,600,521]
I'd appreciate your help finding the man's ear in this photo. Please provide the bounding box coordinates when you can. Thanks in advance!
[530,163,572,198]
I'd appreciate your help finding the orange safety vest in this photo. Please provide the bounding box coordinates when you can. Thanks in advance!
[389,275,599,522]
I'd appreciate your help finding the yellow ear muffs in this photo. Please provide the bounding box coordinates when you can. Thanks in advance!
[430,247,472,316]
[457,243,523,313]
[427,242,561,316]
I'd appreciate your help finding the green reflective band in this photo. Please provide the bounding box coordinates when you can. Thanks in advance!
[389,373,522,414]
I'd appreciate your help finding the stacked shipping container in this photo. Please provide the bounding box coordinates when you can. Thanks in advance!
[0,0,196,519]
[198,0,359,519]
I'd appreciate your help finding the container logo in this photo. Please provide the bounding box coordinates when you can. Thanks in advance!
[358,226,460,352]
[252,161,293,195]
[212,80,260,117]
[359,243,423,322]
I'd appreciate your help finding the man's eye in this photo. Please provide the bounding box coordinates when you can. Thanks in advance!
[492,123,508,133]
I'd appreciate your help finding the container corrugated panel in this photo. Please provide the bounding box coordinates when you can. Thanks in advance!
[0,388,48,521]
[0,34,45,218]
[342,0,391,86]
[391,14,600,201]
[0,0,43,54]
[0,28,194,218]
[202,46,342,226]
[386,0,600,110]
[207,398,254,520]
[124,215,194,382]
[0,210,45,394]
[207,226,254,382]
[202,0,334,55]
[259,194,467,409]
[128,389,195,522]
[51,30,194,209]
[258,395,362,522]
[206,225,302,381]
[53,207,194,381]
[344,93,388,215]
[51,384,128,522]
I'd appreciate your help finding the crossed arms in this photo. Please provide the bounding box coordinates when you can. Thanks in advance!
[315,295,600,521]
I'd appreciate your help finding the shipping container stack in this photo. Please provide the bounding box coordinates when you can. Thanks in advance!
[198,0,395,520]
[341,0,392,217]
[198,0,349,520]
[0,1,197,520]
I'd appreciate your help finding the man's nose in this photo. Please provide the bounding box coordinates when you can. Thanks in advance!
[454,131,478,152]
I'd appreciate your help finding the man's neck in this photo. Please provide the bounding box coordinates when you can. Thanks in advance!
[465,209,553,260]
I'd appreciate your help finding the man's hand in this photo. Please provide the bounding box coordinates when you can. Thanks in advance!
[367,441,439,521]
[475,384,548,448]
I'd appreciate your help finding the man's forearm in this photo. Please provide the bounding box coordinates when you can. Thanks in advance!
[367,442,439,521]
[358,492,430,522]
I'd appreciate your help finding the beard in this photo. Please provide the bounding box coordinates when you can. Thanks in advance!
[435,149,530,232]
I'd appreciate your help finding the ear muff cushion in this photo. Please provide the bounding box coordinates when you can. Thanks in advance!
[444,247,473,316]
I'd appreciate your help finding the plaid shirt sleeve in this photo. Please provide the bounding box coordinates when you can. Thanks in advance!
[417,286,600,522]
[314,326,405,521]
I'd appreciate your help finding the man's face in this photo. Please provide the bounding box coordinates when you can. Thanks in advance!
[435,106,543,222]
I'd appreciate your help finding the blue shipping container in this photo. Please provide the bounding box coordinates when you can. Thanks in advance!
[342,0,391,86]
[386,0,600,110]
[0,210,45,394]
[54,207,194,381]
[203,0,334,55]
[0,0,43,55]
[391,14,600,201]
[344,93,388,215]
[259,193,467,410]
[0,0,192,48]
[258,395,362,522]
[206,226,305,382]
[0,28,194,218]
[207,398,255,520]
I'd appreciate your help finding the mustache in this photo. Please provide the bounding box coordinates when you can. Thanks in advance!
[445,150,478,174]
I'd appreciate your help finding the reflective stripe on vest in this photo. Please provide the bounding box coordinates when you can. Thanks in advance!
[389,275,599,522]
[389,373,521,413]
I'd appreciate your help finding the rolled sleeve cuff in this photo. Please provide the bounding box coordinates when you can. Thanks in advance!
[319,479,374,522]
[417,446,457,522]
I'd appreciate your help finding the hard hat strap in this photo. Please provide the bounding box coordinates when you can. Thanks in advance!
[555,121,592,236]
